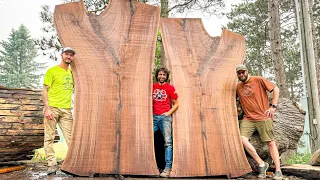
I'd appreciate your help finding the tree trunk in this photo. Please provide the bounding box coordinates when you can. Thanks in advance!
[160,0,169,18]
[309,148,320,165]
[268,0,290,98]
[309,0,320,105]
[281,164,320,179]
[308,0,320,155]
[309,0,319,62]
[159,0,169,68]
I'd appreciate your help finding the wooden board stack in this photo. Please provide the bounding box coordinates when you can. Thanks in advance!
[0,87,46,162]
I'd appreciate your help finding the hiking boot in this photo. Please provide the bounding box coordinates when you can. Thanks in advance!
[273,170,283,180]
[257,162,269,178]
[159,168,171,178]
[47,165,59,175]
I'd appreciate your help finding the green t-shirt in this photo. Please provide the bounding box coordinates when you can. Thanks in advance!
[43,66,74,108]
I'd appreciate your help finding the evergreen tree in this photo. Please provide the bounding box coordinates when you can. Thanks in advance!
[226,0,270,76]
[0,25,46,88]
[226,0,302,101]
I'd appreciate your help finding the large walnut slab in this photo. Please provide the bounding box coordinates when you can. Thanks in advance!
[54,0,160,176]
[160,19,251,177]
[54,0,250,178]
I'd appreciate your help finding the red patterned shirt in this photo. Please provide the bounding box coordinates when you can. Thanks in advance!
[152,83,178,115]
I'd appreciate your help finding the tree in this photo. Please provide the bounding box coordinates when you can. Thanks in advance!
[226,0,270,76]
[36,0,111,61]
[310,0,320,99]
[148,0,224,16]
[37,0,225,66]
[268,0,289,98]
[226,0,302,101]
[0,25,46,88]
[311,0,320,60]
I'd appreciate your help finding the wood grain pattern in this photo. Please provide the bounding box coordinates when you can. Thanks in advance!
[54,0,160,176]
[55,1,251,178]
[160,18,251,177]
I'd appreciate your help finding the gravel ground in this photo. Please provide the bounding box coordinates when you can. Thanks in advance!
[0,161,308,180]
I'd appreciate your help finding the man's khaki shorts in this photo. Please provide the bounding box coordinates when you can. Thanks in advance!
[240,119,274,142]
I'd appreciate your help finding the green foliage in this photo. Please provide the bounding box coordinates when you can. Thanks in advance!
[147,0,225,16]
[0,25,46,88]
[226,0,303,101]
[32,142,68,162]
[32,149,47,162]
[62,0,109,13]
[38,0,225,62]
[36,1,110,61]
[155,31,162,70]
[226,0,270,76]
[283,152,311,164]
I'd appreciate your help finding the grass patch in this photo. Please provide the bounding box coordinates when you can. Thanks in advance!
[32,142,68,162]
[283,152,311,164]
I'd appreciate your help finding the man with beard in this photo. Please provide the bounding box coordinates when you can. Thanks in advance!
[152,68,179,178]
[236,64,283,180]
[42,47,75,175]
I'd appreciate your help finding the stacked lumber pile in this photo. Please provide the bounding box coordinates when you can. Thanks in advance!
[0,87,45,162]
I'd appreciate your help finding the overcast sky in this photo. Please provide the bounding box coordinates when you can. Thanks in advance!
[0,0,233,71]
[0,0,234,85]
[0,0,233,41]
[0,0,60,42]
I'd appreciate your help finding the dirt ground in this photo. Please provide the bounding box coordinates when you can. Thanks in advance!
[0,161,309,180]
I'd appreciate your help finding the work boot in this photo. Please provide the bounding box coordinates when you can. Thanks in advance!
[47,165,59,175]
[257,162,269,178]
[159,168,171,178]
[273,170,283,180]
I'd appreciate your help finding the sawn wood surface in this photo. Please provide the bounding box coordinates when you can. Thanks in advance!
[160,19,251,177]
[54,0,160,176]
[54,0,251,177]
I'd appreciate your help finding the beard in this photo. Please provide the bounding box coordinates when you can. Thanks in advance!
[64,59,72,64]
[238,75,248,82]
[158,78,166,83]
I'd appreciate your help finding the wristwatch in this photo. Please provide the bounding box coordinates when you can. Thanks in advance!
[271,104,278,108]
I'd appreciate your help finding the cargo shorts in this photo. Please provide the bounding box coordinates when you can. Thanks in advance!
[240,119,274,142]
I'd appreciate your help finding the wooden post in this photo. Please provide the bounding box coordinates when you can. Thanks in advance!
[299,0,320,152]
[294,0,311,154]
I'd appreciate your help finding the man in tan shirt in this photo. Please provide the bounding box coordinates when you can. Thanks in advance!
[236,64,282,180]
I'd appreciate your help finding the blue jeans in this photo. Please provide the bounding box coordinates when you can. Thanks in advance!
[153,115,173,169]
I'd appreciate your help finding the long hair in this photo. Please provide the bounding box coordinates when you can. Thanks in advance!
[155,68,169,82]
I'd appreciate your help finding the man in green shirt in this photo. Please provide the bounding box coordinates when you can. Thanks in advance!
[42,47,75,175]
